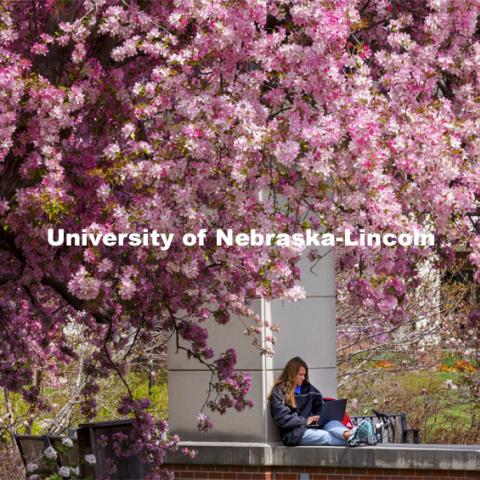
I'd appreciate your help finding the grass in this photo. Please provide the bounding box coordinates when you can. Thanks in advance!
[0,369,169,437]
[338,350,480,443]
[91,369,169,423]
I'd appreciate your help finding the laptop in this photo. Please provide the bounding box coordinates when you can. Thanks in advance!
[307,399,347,428]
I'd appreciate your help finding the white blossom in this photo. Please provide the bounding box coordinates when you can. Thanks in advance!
[59,466,71,478]
[26,463,38,473]
[62,437,74,448]
[84,454,96,465]
[43,446,58,460]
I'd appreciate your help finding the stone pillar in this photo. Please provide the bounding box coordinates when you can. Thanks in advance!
[167,246,336,442]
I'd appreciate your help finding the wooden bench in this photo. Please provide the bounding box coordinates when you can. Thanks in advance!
[15,434,79,474]
[77,419,149,479]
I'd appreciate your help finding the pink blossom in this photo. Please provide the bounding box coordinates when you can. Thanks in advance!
[283,285,306,302]
[68,267,101,301]
[31,43,49,56]
[196,413,213,433]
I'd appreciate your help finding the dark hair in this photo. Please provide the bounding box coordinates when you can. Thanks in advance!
[268,357,309,408]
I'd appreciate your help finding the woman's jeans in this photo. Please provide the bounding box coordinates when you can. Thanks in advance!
[298,420,348,446]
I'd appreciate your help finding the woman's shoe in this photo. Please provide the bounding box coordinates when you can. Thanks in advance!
[347,419,378,446]
[346,425,359,446]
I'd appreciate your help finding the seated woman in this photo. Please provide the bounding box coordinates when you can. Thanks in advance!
[269,356,376,446]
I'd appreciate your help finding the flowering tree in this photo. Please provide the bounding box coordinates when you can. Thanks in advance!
[1,0,480,476]
[337,256,480,444]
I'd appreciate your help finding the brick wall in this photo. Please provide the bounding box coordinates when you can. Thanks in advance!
[169,464,480,480]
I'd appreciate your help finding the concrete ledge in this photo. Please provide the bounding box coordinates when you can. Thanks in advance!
[166,442,480,471]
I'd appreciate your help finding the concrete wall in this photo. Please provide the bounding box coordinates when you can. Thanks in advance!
[166,442,480,480]
[168,247,336,442]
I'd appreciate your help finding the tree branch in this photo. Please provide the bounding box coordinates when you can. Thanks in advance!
[41,276,111,324]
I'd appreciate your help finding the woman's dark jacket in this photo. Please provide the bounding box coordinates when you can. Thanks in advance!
[270,381,323,446]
